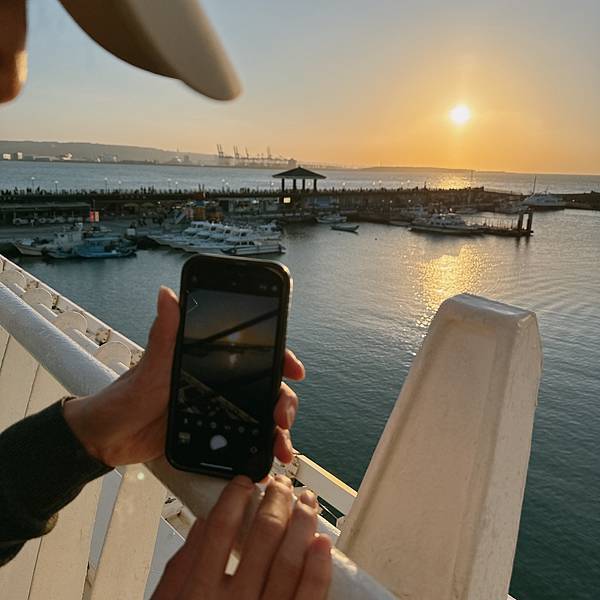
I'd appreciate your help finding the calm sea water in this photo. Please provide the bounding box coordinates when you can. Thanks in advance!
[1,161,599,195]
[5,163,600,599]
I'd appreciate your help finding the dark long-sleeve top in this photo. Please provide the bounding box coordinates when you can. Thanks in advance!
[0,400,111,566]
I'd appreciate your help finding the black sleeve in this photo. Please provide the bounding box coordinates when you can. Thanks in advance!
[0,400,112,565]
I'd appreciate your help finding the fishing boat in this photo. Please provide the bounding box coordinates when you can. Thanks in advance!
[410,213,482,235]
[47,237,136,259]
[74,238,137,258]
[222,239,286,256]
[13,227,96,257]
[316,213,347,224]
[331,224,359,233]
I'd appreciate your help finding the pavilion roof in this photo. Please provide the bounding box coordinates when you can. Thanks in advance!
[272,167,326,180]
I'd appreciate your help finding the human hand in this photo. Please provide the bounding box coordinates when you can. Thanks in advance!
[64,286,305,467]
[152,475,332,600]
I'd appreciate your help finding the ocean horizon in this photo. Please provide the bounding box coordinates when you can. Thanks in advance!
[1,161,599,196]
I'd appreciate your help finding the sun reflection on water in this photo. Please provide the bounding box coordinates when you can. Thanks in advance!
[436,173,472,189]
[417,245,487,317]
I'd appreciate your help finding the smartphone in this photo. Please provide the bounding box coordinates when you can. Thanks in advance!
[166,254,291,481]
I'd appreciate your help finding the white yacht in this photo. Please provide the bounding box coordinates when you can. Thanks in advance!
[167,223,225,250]
[410,213,482,235]
[254,221,282,240]
[148,221,212,246]
[182,225,242,253]
[184,228,258,255]
[521,193,565,211]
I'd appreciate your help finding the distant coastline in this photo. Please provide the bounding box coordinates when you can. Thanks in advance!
[1,140,599,178]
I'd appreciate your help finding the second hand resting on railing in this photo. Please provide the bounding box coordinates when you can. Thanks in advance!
[0,286,333,599]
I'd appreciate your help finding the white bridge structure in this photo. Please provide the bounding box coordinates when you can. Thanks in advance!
[0,254,541,600]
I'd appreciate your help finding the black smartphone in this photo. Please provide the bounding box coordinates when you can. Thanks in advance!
[166,254,291,481]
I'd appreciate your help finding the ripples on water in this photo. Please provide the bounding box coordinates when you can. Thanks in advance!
[15,210,600,600]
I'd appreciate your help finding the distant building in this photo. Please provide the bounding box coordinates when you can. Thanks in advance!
[60,152,73,161]
[2,153,11,160]
[11,152,23,160]
[183,154,191,164]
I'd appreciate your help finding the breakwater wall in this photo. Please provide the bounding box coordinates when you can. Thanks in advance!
[0,187,598,224]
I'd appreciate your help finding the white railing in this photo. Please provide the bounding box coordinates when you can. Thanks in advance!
[0,256,387,600]
[0,254,541,599]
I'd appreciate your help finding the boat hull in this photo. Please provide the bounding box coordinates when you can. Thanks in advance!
[12,242,45,257]
[222,243,286,256]
[410,225,481,236]
[331,224,359,233]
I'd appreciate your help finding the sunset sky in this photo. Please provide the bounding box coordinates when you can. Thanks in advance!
[1,0,599,174]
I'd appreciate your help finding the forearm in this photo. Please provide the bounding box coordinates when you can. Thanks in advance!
[0,399,111,565]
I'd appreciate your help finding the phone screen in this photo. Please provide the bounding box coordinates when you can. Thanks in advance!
[168,261,288,478]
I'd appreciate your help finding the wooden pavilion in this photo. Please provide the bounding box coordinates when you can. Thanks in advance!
[272,166,326,192]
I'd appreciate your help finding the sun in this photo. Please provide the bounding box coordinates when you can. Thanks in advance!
[450,104,471,125]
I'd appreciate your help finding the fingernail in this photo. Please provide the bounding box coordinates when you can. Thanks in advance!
[286,404,296,427]
[313,533,332,557]
[286,436,295,457]
[299,490,318,508]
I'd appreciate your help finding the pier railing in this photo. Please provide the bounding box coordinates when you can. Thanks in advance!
[0,255,540,599]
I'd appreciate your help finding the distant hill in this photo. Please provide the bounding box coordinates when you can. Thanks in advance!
[0,140,216,164]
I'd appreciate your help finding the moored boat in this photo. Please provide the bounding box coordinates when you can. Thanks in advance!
[46,237,136,259]
[316,213,347,224]
[331,224,359,233]
[410,213,482,235]
[222,240,286,256]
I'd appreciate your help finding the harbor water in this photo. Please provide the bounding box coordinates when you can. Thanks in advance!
[1,161,600,195]
[3,164,599,599]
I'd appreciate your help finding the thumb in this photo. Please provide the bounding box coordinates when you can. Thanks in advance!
[145,286,180,365]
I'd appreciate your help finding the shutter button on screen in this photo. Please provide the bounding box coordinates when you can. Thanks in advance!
[210,435,228,451]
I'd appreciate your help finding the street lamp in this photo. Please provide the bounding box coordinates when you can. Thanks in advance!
[104,177,108,193]
[167,178,172,189]
[54,180,58,193]
[118,180,122,192]
[30,176,35,190]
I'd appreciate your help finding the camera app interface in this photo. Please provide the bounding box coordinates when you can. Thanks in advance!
[175,280,280,471]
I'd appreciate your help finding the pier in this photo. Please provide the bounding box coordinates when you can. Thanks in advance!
[0,183,519,222]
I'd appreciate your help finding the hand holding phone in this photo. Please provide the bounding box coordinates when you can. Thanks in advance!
[166,255,292,481]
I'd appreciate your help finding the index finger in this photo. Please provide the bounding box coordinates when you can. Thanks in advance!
[283,349,305,381]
